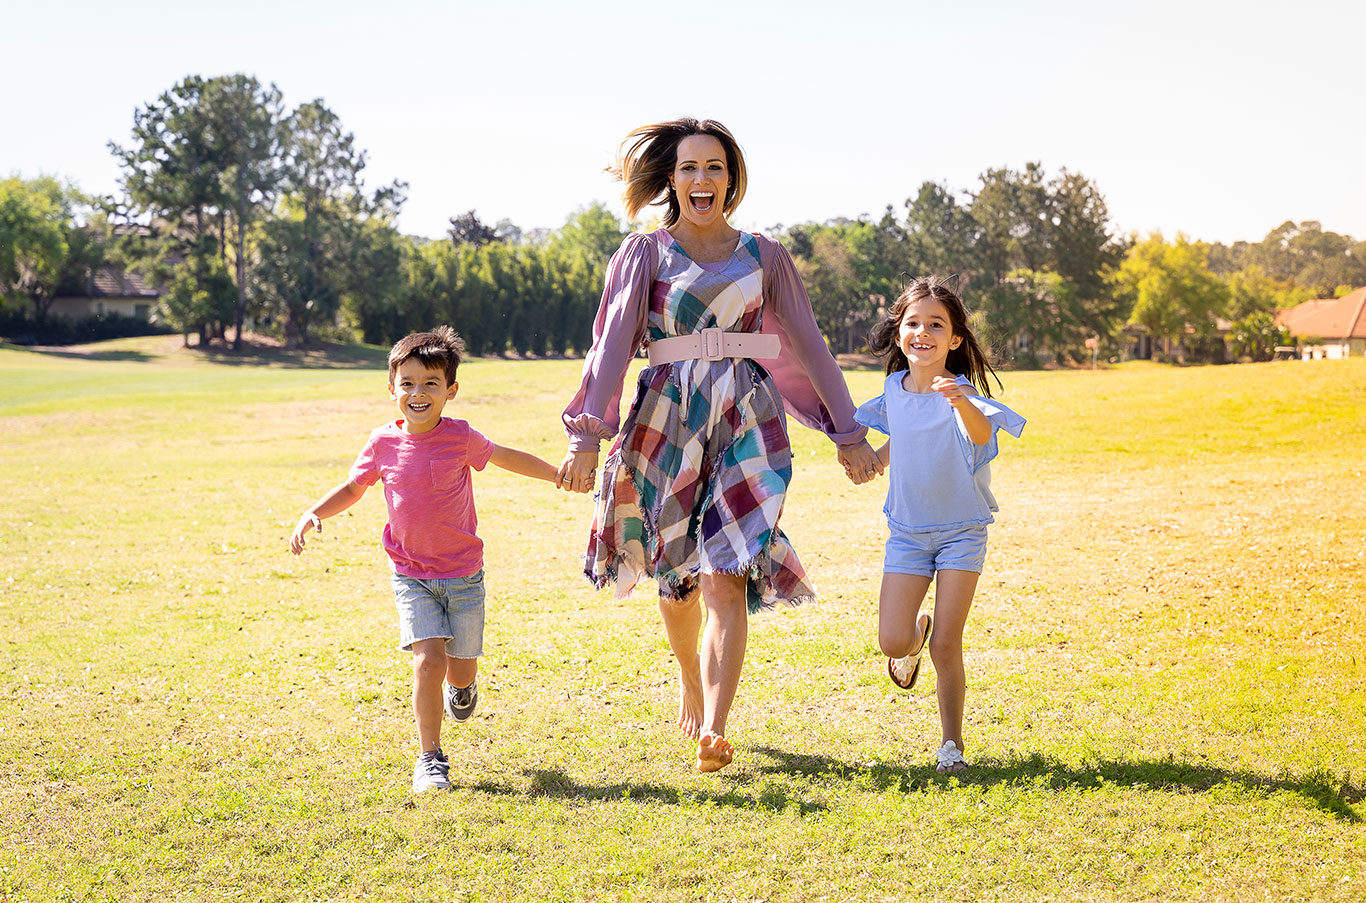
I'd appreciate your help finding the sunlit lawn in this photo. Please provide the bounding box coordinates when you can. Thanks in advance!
[1,336,1363,902]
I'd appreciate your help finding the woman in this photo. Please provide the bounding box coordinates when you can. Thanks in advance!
[557,118,881,772]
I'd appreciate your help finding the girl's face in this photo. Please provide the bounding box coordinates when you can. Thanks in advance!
[670,134,729,230]
[897,297,961,371]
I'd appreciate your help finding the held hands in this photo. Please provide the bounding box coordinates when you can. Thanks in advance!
[556,448,599,494]
[838,439,884,485]
[289,513,323,555]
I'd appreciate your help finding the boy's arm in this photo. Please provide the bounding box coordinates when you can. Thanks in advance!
[487,444,560,483]
[290,480,367,554]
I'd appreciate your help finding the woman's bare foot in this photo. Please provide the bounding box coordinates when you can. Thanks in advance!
[696,732,733,773]
[677,656,703,739]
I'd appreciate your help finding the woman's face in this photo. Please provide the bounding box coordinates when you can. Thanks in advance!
[670,134,729,230]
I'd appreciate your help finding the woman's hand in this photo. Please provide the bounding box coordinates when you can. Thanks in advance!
[556,448,600,494]
[837,440,884,485]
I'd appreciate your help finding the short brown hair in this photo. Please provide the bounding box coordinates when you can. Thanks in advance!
[609,118,748,227]
[387,326,464,385]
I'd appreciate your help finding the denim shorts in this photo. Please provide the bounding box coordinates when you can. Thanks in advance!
[390,570,485,658]
[884,525,988,577]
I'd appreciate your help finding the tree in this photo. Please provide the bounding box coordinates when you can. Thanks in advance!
[903,181,980,283]
[1229,312,1289,362]
[255,99,406,345]
[201,75,284,349]
[112,74,275,345]
[1112,233,1229,356]
[1225,264,1312,320]
[1249,221,1366,297]
[0,177,102,321]
[980,269,1078,367]
[447,210,497,247]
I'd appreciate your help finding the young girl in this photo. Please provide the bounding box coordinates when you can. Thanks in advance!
[853,277,1025,773]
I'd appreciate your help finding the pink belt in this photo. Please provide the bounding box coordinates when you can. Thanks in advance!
[646,326,781,367]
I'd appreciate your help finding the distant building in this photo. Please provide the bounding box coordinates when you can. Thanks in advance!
[48,265,161,323]
[1276,288,1366,359]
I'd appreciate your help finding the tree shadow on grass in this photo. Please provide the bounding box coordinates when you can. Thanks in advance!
[23,348,156,362]
[750,746,1362,822]
[462,767,827,815]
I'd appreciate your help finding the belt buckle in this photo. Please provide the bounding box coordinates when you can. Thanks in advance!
[699,327,724,362]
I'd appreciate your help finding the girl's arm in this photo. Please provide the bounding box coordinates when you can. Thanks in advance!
[489,444,560,483]
[932,377,991,445]
[290,480,367,554]
[875,439,891,469]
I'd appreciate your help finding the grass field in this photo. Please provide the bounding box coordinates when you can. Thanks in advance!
[1,336,1363,902]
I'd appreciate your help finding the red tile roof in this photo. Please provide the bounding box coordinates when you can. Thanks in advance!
[1277,288,1366,340]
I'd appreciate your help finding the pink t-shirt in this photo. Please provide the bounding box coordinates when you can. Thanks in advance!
[348,417,496,580]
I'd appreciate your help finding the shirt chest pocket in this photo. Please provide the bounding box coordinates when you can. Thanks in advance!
[428,456,467,493]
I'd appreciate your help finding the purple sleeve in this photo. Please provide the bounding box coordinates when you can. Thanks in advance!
[757,236,869,447]
[561,233,656,452]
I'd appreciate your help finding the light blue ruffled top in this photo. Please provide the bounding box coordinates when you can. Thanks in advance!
[854,372,1026,532]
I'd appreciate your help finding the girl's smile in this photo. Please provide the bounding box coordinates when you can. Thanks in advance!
[898,297,961,371]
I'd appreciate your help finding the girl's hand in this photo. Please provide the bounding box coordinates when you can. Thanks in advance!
[290,513,322,555]
[932,376,969,405]
[837,440,884,485]
[556,448,599,494]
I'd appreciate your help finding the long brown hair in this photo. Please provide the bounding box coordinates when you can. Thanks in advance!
[609,118,748,226]
[868,277,999,397]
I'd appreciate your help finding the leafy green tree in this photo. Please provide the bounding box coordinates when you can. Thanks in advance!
[0,177,98,320]
[1249,221,1366,297]
[1229,312,1289,362]
[1113,233,1230,355]
[113,75,235,341]
[201,75,284,349]
[448,210,497,247]
[980,269,1077,367]
[255,99,405,345]
[1225,264,1312,320]
[903,181,980,283]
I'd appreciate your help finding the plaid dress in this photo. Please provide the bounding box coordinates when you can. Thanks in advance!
[587,231,815,612]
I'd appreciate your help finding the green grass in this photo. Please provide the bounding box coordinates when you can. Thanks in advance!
[2,336,1364,902]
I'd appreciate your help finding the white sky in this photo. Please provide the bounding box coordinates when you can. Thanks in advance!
[3,0,1362,246]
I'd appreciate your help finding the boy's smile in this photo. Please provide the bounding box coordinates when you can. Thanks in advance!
[389,358,458,434]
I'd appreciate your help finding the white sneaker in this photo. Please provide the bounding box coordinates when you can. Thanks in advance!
[933,740,967,773]
[412,748,450,792]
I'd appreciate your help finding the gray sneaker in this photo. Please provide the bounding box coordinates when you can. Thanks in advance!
[444,679,478,723]
[412,748,450,792]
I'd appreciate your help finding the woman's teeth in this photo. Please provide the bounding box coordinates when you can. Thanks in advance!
[690,191,714,212]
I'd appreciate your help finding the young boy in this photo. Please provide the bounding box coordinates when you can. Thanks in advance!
[289,326,559,792]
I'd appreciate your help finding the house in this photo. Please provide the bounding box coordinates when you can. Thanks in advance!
[48,265,160,323]
[1276,288,1366,359]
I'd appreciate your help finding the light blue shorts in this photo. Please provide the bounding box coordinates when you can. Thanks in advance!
[884,525,988,577]
[390,571,485,658]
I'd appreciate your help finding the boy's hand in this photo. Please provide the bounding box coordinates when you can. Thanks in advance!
[290,513,322,555]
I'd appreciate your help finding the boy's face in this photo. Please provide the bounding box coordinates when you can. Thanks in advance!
[389,358,457,434]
